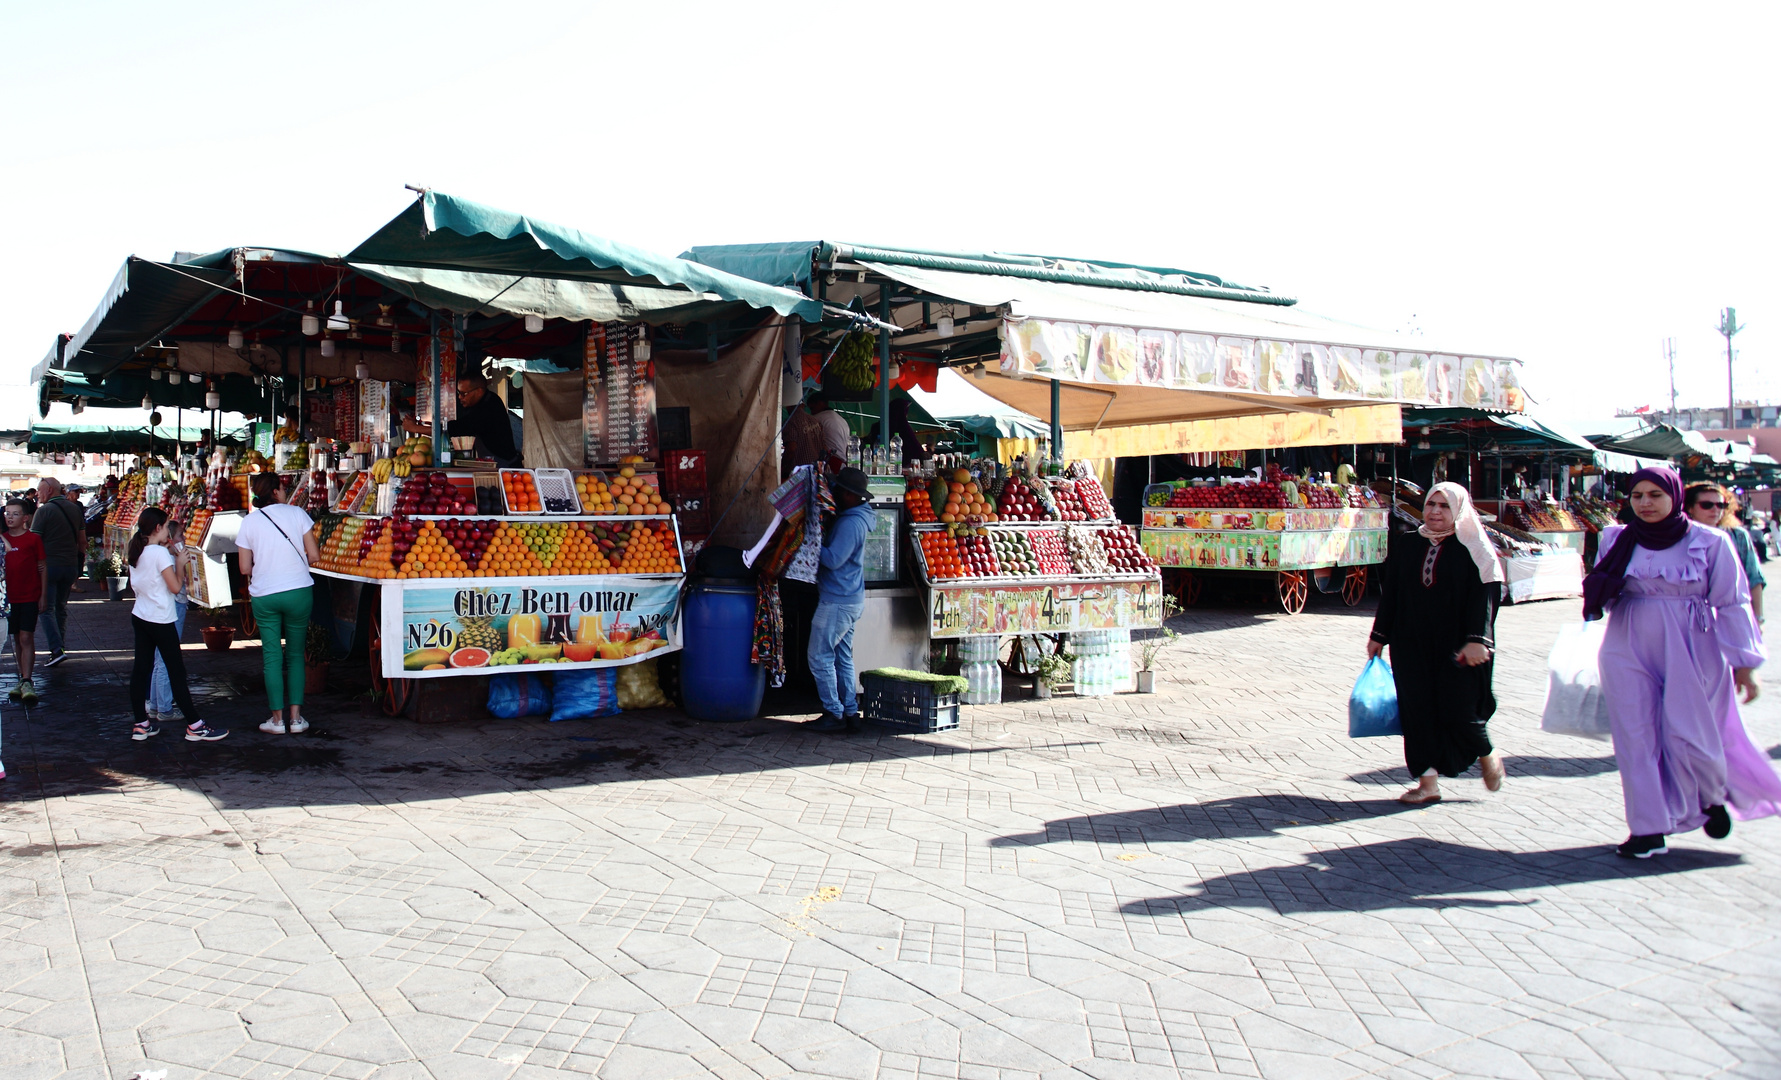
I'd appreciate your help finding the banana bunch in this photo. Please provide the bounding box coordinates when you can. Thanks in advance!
[392,457,412,478]
[833,332,878,391]
[370,457,396,483]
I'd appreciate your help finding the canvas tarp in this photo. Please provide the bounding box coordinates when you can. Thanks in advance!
[518,370,585,470]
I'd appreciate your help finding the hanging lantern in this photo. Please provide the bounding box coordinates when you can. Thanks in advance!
[167,370,182,385]
[326,300,350,332]
[355,361,370,381]
[227,327,245,349]
[524,314,544,334]
[205,381,220,410]
[320,336,336,358]
[301,301,320,336]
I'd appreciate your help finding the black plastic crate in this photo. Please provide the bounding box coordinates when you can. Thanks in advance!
[860,673,960,733]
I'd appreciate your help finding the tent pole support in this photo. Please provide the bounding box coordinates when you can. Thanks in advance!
[430,313,444,467]
[879,291,892,463]
[1050,377,1062,463]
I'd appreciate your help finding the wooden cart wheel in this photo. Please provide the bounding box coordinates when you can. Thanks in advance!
[1276,570,1308,615]
[368,605,411,717]
[1173,571,1203,607]
[1341,566,1369,607]
[234,601,257,636]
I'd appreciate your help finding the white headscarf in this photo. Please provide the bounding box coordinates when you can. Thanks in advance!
[1419,481,1504,584]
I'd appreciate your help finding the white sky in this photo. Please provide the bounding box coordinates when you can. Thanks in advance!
[3,2,1775,437]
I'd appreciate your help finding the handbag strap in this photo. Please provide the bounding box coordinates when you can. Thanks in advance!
[259,508,310,566]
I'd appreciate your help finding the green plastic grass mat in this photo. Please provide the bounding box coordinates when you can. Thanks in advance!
[862,668,968,695]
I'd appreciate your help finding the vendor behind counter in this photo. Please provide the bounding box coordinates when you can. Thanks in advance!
[404,375,522,467]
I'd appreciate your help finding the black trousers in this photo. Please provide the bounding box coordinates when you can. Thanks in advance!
[131,615,200,726]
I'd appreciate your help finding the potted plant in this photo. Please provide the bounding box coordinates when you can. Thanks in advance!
[86,538,106,581]
[201,612,236,651]
[1134,596,1182,693]
[304,621,332,694]
[104,550,129,601]
[1032,649,1074,700]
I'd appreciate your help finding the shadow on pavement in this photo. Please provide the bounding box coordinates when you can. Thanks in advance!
[1119,836,1745,916]
[1346,752,1620,785]
[990,794,1406,848]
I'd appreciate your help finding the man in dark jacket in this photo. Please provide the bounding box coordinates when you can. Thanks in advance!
[31,477,85,666]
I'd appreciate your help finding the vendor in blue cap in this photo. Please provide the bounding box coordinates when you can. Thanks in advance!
[808,467,875,733]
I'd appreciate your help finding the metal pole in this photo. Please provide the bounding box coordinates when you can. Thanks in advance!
[1720,308,1743,430]
[878,292,892,465]
[1050,377,1062,464]
[430,312,444,466]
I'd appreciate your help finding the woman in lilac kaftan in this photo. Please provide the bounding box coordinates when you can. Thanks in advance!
[1586,467,1781,859]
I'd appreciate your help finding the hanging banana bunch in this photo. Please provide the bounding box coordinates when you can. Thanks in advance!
[832,332,878,392]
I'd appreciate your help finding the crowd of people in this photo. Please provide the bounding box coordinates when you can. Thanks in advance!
[1371,466,1781,858]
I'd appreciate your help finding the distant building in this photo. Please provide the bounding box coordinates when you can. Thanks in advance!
[1620,404,1781,430]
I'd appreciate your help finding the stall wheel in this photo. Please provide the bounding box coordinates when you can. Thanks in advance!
[368,606,412,717]
[1341,566,1369,607]
[1276,570,1308,615]
[1171,570,1203,607]
[234,601,257,637]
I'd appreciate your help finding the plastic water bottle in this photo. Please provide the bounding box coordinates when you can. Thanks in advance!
[848,433,861,468]
[891,434,903,466]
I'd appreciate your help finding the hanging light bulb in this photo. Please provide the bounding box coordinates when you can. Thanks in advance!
[141,394,154,410]
[326,300,350,332]
[150,368,163,381]
[168,370,182,385]
[227,326,245,350]
[524,314,544,334]
[887,361,901,382]
[936,314,955,338]
[301,301,320,336]
[72,398,85,415]
[972,363,988,380]
[355,360,370,381]
[320,336,336,358]
[203,380,219,410]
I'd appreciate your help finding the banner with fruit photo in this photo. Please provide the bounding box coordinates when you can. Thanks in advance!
[383,576,682,679]
[927,578,1163,639]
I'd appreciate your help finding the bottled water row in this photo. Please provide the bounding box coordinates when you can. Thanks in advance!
[1070,631,1131,696]
[847,434,904,475]
[959,635,1002,705]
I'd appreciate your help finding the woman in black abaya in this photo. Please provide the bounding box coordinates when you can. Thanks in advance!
[1367,482,1506,805]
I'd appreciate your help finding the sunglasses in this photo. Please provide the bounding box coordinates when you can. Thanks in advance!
[1692,500,1727,509]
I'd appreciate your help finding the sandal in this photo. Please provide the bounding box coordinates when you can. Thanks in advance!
[1397,788,1442,806]
[1480,755,1505,792]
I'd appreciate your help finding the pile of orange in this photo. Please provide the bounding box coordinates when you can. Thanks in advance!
[613,521,681,573]
[905,485,936,523]
[576,473,615,513]
[919,533,963,579]
[502,471,542,512]
[397,522,472,579]
[608,467,671,515]
[939,468,995,524]
[550,525,613,574]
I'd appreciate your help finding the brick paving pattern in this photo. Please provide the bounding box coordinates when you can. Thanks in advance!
[1,584,1778,1079]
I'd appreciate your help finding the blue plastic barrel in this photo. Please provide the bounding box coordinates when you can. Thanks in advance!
[680,580,765,721]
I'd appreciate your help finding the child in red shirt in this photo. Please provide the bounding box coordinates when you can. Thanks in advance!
[4,496,48,707]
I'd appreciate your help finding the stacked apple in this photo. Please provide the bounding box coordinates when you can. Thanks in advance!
[1095,527,1157,574]
[1027,529,1073,575]
[1166,483,1286,509]
[997,477,1045,521]
[1048,479,1092,521]
[395,472,474,516]
[436,519,499,572]
[955,532,1000,577]
[1299,483,1343,509]
[1075,477,1114,519]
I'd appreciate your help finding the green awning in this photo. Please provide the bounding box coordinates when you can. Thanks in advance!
[1594,424,1715,461]
[40,368,270,416]
[348,192,824,324]
[1405,407,1597,453]
[27,422,247,451]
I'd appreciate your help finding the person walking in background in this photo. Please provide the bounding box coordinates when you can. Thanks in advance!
[30,477,85,667]
[236,473,319,735]
[126,508,222,742]
[147,512,191,725]
[1684,483,1764,622]
[3,498,47,706]
[1367,482,1505,805]
[1584,466,1781,859]
[807,467,875,733]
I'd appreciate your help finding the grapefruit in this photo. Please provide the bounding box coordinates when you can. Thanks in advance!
[449,647,491,668]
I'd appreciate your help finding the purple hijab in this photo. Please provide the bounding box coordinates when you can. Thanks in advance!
[1583,466,1690,620]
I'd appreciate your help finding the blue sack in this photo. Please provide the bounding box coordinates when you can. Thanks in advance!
[1347,656,1402,738]
[550,669,621,722]
[488,674,553,719]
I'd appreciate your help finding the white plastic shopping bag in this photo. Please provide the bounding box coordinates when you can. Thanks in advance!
[1540,620,1613,741]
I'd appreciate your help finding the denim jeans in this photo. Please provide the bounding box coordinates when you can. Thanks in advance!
[807,598,866,718]
[149,596,190,716]
[36,564,78,656]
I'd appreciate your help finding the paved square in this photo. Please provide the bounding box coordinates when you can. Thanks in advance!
[2,586,1777,1079]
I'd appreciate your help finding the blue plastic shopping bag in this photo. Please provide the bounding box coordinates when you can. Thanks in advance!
[1347,656,1401,738]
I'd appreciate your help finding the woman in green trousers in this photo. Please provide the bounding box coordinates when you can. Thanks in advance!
[236,473,320,734]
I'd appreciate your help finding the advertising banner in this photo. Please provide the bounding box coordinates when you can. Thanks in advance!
[381,575,682,678]
[1141,527,1387,571]
[927,578,1163,639]
[1141,507,1387,532]
[1000,317,1524,412]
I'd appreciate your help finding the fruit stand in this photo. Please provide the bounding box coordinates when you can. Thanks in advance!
[1138,467,1389,614]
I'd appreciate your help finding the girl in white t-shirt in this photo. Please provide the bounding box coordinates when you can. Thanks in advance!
[127,507,225,742]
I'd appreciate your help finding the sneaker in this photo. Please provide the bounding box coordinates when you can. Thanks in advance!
[18,679,37,705]
[184,722,229,742]
[286,715,310,734]
[6,684,20,702]
[131,721,161,741]
[1704,804,1732,840]
[808,712,850,733]
[1616,834,1668,859]
[258,715,289,734]
[44,652,67,669]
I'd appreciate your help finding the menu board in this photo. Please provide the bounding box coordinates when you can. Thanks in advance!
[416,330,459,425]
[358,381,391,444]
[583,324,659,465]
